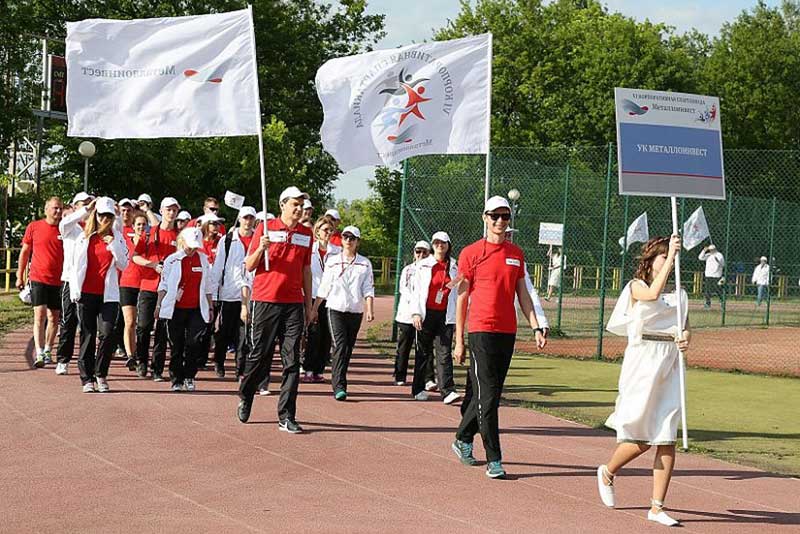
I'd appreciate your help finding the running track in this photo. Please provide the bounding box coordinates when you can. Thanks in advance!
[1,308,798,532]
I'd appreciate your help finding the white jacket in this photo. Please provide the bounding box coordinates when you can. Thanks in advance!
[158,250,213,322]
[311,240,342,299]
[70,229,129,302]
[317,252,374,313]
[209,230,252,302]
[395,262,420,324]
[699,250,725,278]
[59,206,90,282]
[410,255,458,324]
[752,264,770,286]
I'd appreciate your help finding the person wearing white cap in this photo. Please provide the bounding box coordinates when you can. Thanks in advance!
[410,231,460,404]
[393,240,431,386]
[208,206,257,378]
[188,197,227,234]
[69,197,128,393]
[110,198,138,365]
[137,193,161,227]
[237,186,312,433]
[698,244,725,309]
[176,211,191,231]
[450,195,546,479]
[195,212,225,369]
[300,216,342,383]
[115,210,149,373]
[311,225,374,401]
[324,208,343,246]
[131,196,180,381]
[752,256,770,306]
[154,227,213,392]
[54,193,95,375]
[301,198,314,228]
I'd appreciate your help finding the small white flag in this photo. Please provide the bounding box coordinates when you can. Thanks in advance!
[683,206,711,250]
[224,190,245,210]
[315,34,491,171]
[618,212,649,252]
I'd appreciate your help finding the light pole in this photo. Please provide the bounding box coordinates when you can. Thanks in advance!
[78,141,96,192]
[507,188,520,236]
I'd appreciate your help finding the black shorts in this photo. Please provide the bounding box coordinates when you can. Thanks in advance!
[119,286,140,307]
[30,281,62,310]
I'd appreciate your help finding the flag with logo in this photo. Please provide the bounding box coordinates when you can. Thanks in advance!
[66,9,259,138]
[315,34,491,172]
[618,212,649,252]
[682,206,711,250]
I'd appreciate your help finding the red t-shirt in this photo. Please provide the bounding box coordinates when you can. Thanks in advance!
[319,248,327,262]
[202,237,220,264]
[239,233,253,254]
[426,259,452,311]
[248,218,312,303]
[82,234,114,295]
[329,231,342,247]
[119,225,144,289]
[22,219,64,286]
[176,253,203,309]
[458,239,525,334]
[136,226,178,292]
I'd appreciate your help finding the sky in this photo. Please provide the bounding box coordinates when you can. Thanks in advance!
[331,0,780,201]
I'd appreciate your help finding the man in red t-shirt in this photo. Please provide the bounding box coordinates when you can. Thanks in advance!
[450,196,547,479]
[188,197,227,234]
[17,197,64,367]
[237,186,313,434]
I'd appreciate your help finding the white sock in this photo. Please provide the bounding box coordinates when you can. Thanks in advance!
[44,345,51,352]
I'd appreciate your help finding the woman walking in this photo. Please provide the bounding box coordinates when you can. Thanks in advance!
[197,213,224,369]
[118,212,148,371]
[311,226,374,401]
[597,235,690,527]
[70,197,128,393]
[410,231,460,404]
[155,227,213,392]
[393,240,430,386]
[546,246,563,301]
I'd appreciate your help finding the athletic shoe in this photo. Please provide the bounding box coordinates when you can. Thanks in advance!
[184,379,196,392]
[451,440,477,466]
[414,391,429,401]
[597,465,615,507]
[136,363,148,378]
[115,348,126,359]
[227,343,236,353]
[34,353,45,368]
[648,511,679,527]
[215,366,225,378]
[96,378,110,393]
[334,390,347,401]
[395,380,405,386]
[171,383,182,392]
[485,461,506,479]
[278,419,303,434]
[82,383,94,393]
[312,374,325,383]
[152,373,165,382]
[443,391,461,405]
[55,362,68,375]
[237,399,252,423]
[425,380,438,392]
[42,350,52,364]
[300,372,313,384]
[126,357,137,371]
[258,387,271,396]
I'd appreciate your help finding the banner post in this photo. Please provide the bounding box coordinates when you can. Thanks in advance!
[247,5,268,270]
[671,197,689,450]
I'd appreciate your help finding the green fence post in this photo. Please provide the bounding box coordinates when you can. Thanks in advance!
[391,160,409,342]
[765,197,777,326]
[596,143,614,358]
[556,157,570,332]
[721,191,733,326]
[620,195,630,286]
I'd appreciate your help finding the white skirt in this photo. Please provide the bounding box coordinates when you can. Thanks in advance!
[548,267,562,287]
[605,339,680,445]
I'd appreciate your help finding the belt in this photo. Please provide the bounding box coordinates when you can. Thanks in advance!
[641,334,674,343]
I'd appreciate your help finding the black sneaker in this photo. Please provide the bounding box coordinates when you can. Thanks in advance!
[237,398,252,423]
[136,362,148,378]
[126,357,137,371]
[278,419,303,434]
[215,366,225,378]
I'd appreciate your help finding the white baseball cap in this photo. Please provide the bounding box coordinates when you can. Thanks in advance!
[176,210,191,221]
[180,227,203,249]
[325,208,341,221]
[137,193,153,204]
[708,244,717,251]
[303,199,313,209]
[760,256,768,262]
[279,186,309,203]
[256,211,276,221]
[484,195,511,213]
[431,231,450,243]
[198,213,225,224]
[160,197,180,210]
[414,240,431,251]
[118,198,135,208]
[95,197,116,216]
[341,225,361,239]
[238,206,257,219]
[71,191,94,205]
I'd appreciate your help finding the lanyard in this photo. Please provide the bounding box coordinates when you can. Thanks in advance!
[338,254,357,279]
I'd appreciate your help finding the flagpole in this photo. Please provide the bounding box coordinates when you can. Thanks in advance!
[248,5,268,270]
[671,196,689,450]
[483,33,493,237]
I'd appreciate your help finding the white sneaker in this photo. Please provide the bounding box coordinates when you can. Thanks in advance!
[184,378,196,392]
[395,380,405,386]
[596,465,615,507]
[171,383,182,392]
[648,510,679,527]
[96,377,110,393]
[82,383,94,393]
[414,391,429,401]
[55,362,68,375]
[258,387,271,396]
[443,391,461,405]
[425,380,438,392]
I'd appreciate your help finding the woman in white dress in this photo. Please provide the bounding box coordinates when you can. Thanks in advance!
[546,246,563,301]
[597,235,690,527]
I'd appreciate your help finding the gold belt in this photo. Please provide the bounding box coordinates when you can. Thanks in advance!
[641,334,674,343]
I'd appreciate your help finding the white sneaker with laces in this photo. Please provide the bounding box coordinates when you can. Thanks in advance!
[414,391,429,401]
[424,380,438,392]
[648,510,679,527]
[55,362,68,375]
[443,391,461,405]
[82,383,94,393]
[596,465,615,507]
[96,378,110,393]
[184,379,196,392]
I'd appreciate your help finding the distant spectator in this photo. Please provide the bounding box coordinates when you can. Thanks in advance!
[698,244,724,309]
[751,256,770,307]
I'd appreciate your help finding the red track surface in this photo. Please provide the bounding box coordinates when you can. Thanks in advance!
[1,302,798,532]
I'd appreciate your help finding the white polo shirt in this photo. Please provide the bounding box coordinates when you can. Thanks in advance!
[317,252,374,313]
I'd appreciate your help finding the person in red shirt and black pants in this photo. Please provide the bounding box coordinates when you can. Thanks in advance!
[237,186,313,434]
[451,196,547,479]
[16,197,64,368]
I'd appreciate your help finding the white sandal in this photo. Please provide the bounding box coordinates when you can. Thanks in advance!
[647,500,679,526]
[596,465,615,507]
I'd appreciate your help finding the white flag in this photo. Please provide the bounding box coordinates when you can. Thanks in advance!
[224,190,245,210]
[683,206,711,250]
[315,34,491,172]
[66,9,259,139]
[618,212,649,252]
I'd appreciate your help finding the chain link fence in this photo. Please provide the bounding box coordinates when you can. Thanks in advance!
[395,146,800,376]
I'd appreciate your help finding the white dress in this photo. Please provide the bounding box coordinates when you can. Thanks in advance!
[548,253,563,287]
[605,280,688,445]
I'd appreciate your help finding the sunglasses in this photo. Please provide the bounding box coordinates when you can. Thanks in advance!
[486,212,511,221]
[207,207,219,212]
[342,234,358,242]
[414,249,428,254]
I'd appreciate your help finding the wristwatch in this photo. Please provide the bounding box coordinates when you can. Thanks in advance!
[533,327,544,335]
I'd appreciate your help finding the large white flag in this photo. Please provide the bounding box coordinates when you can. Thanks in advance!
[66,9,259,139]
[618,212,649,252]
[683,206,711,250]
[315,34,491,172]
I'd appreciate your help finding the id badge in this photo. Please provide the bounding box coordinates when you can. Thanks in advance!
[434,289,444,305]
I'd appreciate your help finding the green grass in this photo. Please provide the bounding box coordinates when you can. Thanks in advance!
[0,294,33,337]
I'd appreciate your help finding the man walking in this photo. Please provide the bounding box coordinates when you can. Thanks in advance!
[752,256,770,306]
[699,244,725,309]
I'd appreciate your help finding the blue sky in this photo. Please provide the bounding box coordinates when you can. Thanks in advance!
[332,0,779,201]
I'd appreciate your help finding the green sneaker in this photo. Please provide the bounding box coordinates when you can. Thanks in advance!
[334,390,347,401]
[451,439,477,466]
[485,460,506,479]
[34,352,45,368]
[42,350,52,364]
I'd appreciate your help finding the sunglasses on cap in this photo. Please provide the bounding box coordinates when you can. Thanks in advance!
[486,212,511,221]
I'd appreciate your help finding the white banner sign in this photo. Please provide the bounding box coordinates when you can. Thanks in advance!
[66,9,259,139]
[538,222,563,246]
[316,34,491,171]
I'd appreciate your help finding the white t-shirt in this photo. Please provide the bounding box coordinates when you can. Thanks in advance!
[699,250,724,278]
